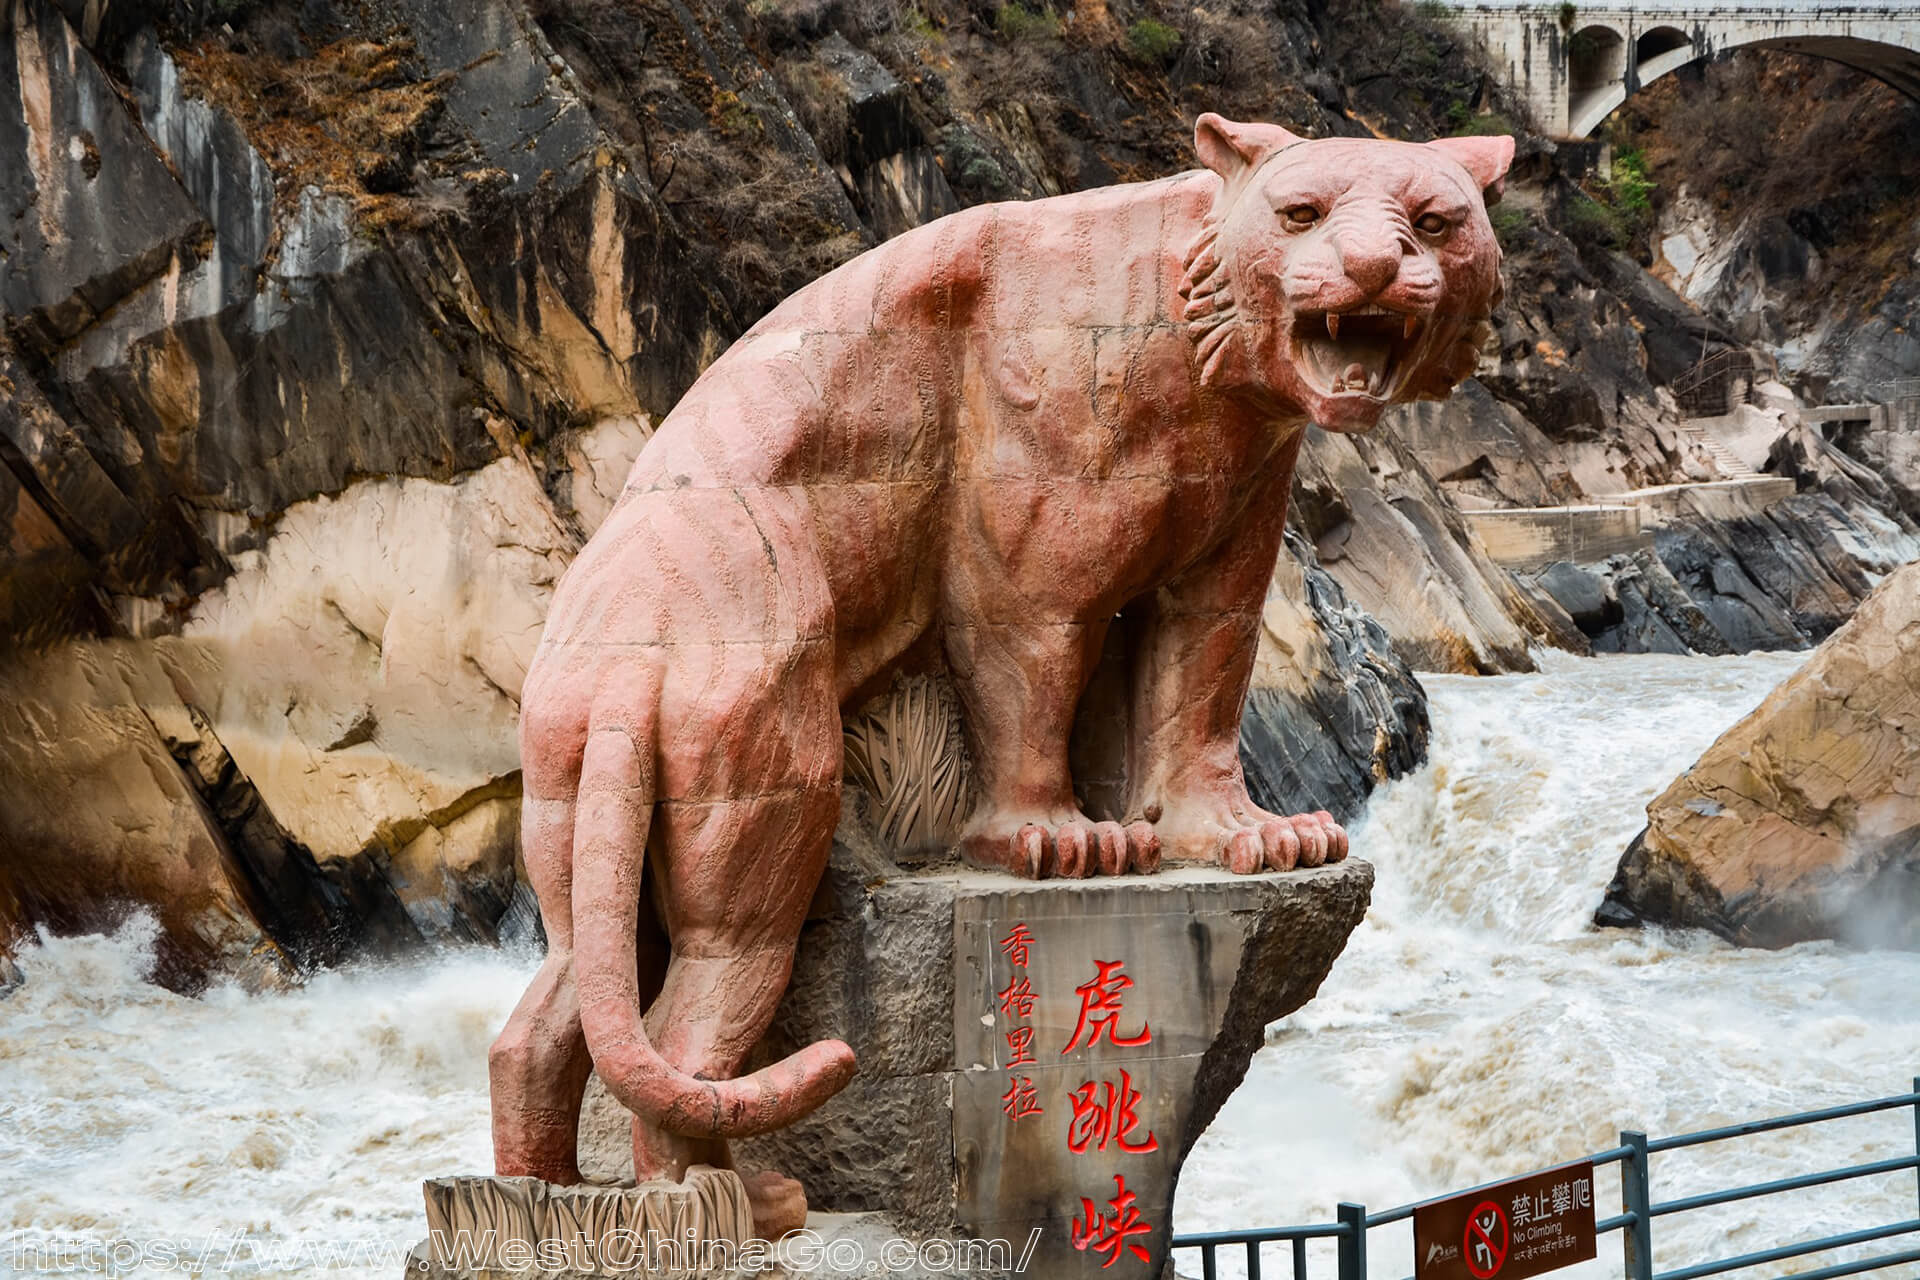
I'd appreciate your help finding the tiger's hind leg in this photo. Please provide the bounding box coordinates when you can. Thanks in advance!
[628,638,846,1237]
[630,786,842,1236]
[489,796,595,1183]
[491,668,672,1184]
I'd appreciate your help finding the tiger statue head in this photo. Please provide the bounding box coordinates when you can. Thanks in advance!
[1179,113,1514,434]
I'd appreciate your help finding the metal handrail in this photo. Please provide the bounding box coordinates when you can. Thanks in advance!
[1784,1246,1920,1280]
[1177,1223,1352,1245]
[1648,1090,1920,1152]
[1170,1077,1920,1280]
[1654,1219,1920,1280]
[1671,347,1776,418]
[1651,1154,1920,1217]
[1671,348,1758,397]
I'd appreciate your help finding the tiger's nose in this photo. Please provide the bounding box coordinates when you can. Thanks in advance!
[1334,237,1403,296]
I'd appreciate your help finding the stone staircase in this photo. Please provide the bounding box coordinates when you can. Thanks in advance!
[1678,420,1758,479]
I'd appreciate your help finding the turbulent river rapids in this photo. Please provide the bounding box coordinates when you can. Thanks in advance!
[4,652,1918,1279]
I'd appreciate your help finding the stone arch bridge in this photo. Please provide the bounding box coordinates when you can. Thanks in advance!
[1445,3,1920,137]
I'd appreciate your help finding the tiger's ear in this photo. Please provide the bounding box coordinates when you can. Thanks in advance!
[1194,113,1306,186]
[1426,134,1516,207]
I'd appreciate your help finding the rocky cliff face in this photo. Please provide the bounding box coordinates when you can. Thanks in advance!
[3,0,1917,981]
[1630,54,1920,403]
[0,0,735,982]
[1623,53,1920,591]
[1598,560,1920,949]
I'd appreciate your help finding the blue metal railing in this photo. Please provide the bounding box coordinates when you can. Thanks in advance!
[1171,1077,1920,1280]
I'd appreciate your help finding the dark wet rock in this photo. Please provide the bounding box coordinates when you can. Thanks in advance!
[1579,470,1920,658]
[1784,410,1920,529]
[0,2,205,347]
[1237,532,1430,828]
[808,33,958,237]
[1481,238,1666,450]
[1650,523,1808,652]
[1591,551,1728,656]
[1807,281,1920,403]
[1590,248,1739,390]
[1531,560,1618,633]
[1641,492,1918,654]
[816,32,914,166]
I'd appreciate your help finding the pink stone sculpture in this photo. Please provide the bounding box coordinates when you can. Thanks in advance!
[490,114,1513,1231]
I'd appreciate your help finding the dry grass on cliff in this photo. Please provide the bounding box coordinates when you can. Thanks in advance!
[172,34,453,229]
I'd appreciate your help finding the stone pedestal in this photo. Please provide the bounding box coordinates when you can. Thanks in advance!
[580,838,1373,1278]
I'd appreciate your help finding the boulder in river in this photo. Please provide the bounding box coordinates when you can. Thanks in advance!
[1597,560,1920,948]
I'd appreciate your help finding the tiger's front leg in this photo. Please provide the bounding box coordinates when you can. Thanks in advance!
[948,615,1161,879]
[1124,445,1349,874]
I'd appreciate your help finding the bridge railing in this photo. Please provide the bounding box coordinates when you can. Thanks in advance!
[1171,1078,1920,1280]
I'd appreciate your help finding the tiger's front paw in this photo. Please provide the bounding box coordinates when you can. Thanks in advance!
[1149,797,1348,873]
[960,811,1162,879]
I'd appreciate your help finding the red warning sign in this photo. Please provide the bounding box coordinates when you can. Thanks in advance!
[1463,1200,1508,1279]
[1413,1162,1596,1280]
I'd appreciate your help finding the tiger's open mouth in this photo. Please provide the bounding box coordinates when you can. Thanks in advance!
[1294,304,1426,400]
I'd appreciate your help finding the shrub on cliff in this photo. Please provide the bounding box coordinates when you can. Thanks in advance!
[1125,19,1180,64]
[992,2,1059,40]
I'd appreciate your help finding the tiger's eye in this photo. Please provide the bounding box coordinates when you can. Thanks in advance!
[1283,205,1320,229]
[1414,212,1449,235]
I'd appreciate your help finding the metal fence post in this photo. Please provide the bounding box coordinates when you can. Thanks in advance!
[1912,1076,1919,1222]
[1622,1130,1654,1280]
[1337,1203,1367,1280]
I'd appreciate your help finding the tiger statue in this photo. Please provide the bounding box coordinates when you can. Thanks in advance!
[490,112,1513,1233]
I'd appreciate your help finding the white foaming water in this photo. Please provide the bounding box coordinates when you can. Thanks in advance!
[3,652,1915,1280]
[0,926,535,1278]
[1175,651,1920,1279]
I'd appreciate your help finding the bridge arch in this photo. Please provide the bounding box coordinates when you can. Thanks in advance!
[1568,29,1920,137]
[1567,23,1628,101]
[1452,7,1920,138]
[1566,22,1638,137]
[1635,26,1690,64]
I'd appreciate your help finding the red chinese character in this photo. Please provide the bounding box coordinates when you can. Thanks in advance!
[999,923,1036,968]
[1001,1076,1043,1121]
[1067,1069,1159,1154]
[998,973,1038,1019]
[1061,960,1151,1054]
[1006,1025,1038,1068]
[1071,1174,1153,1269]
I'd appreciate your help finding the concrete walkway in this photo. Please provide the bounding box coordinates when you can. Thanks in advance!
[1466,477,1797,571]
